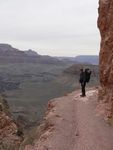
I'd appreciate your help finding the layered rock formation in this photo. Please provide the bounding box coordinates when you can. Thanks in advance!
[0,95,22,150]
[0,44,60,64]
[98,0,113,117]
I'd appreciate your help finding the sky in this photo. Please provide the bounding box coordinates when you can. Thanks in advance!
[0,0,100,56]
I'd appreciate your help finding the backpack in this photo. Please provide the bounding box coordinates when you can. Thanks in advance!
[85,70,91,83]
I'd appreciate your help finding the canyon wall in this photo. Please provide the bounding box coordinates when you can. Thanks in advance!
[98,0,113,117]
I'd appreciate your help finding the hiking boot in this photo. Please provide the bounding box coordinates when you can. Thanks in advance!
[80,95,86,97]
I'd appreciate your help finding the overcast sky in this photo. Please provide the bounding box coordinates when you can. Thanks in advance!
[0,0,100,56]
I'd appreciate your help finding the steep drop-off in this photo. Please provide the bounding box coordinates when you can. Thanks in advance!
[0,96,22,150]
[98,0,113,117]
[21,89,113,150]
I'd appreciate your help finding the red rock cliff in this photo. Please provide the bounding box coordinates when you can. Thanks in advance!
[98,0,113,117]
[0,96,22,150]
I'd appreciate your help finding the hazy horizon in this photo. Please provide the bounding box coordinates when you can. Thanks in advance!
[0,0,100,56]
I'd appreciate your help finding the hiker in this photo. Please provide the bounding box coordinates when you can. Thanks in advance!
[79,68,91,97]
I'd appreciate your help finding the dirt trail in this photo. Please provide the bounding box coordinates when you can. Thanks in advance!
[25,89,113,150]
[74,90,113,150]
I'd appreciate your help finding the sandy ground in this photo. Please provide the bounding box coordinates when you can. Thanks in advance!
[25,89,113,150]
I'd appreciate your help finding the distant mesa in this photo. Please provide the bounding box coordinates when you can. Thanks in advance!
[75,55,99,65]
[0,43,60,64]
[0,43,19,52]
[24,49,39,56]
[0,44,99,65]
[0,44,38,56]
[0,43,25,56]
[56,55,99,65]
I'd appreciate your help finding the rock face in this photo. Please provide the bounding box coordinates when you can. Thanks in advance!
[98,0,113,117]
[0,96,22,150]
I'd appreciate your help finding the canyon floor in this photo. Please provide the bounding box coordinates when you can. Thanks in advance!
[24,88,113,150]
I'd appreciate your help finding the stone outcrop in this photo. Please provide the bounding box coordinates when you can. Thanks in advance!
[98,0,113,117]
[0,95,22,150]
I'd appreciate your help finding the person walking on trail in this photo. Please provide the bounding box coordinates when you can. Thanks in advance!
[79,68,91,97]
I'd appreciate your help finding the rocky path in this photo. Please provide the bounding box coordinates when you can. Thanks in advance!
[73,90,113,150]
[25,89,113,150]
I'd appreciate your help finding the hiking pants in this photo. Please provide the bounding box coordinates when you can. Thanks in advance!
[81,82,86,96]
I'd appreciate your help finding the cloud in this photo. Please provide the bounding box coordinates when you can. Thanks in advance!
[0,0,100,56]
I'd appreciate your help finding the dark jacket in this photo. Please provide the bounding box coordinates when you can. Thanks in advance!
[79,71,85,83]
